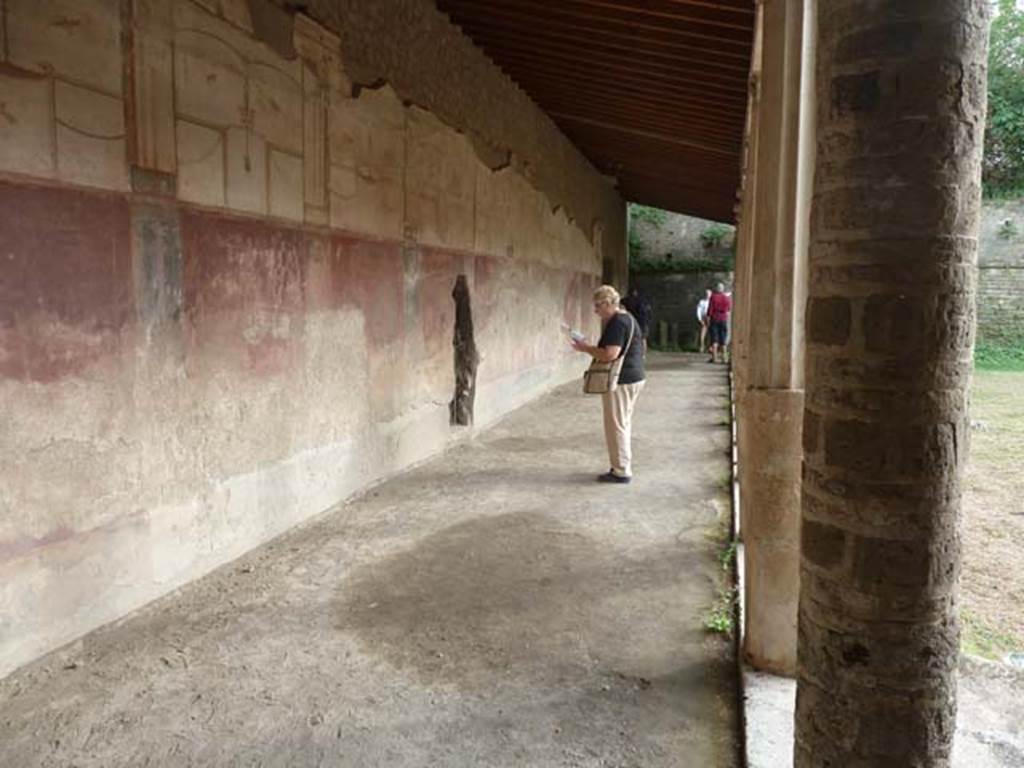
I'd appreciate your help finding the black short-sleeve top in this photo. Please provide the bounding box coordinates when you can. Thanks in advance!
[597,312,645,385]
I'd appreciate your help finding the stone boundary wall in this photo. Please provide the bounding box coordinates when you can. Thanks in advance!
[0,0,624,678]
[631,271,735,350]
[978,200,1024,344]
[632,201,1024,347]
[978,266,1024,343]
[631,209,736,263]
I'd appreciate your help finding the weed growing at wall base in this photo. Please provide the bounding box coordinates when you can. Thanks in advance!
[703,540,738,636]
[703,586,737,636]
[719,540,737,571]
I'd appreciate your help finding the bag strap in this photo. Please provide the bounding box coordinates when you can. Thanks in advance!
[617,312,636,360]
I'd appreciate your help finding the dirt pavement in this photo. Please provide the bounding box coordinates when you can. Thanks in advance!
[0,353,739,768]
[962,370,1024,659]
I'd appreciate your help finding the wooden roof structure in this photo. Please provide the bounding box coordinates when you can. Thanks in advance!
[435,0,755,222]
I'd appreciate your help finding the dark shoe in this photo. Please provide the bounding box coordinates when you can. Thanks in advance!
[598,471,632,484]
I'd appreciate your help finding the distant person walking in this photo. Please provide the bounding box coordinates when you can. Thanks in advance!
[621,286,652,349]
[707,282,731,364]
[696,288,712,353]
[572,285,646,483]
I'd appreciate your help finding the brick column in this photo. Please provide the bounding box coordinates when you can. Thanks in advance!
[795,1,989,764]
[736,0,815,676]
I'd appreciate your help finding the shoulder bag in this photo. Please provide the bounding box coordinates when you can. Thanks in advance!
[583,313,636,395]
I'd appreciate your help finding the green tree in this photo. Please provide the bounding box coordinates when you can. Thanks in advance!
[985,0,1024,197]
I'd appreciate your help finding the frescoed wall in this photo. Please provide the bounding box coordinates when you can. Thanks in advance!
[0,0,625,678]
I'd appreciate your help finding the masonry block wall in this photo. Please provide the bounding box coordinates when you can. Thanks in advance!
[631,210,736,260]
[0,0,626,678]
[630,271,734,348]
[978,200,1024,344]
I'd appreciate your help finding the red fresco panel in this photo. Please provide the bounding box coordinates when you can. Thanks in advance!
[180,209,308,378]
[418,248,462,360]
[329,235,406,347]
[0,181,133,382]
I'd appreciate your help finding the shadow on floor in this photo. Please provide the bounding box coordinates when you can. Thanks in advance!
[333,509,710,689]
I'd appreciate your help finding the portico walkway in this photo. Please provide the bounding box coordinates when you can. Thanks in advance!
[0,354,739,768]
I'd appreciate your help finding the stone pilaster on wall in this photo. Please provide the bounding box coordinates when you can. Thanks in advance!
[294,13,337,227]
[795,1,988,764]
[734,0,815,677]
[129,0,177,177]
[127,0,187,391]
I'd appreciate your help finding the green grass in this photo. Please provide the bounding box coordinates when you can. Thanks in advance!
[975,342,1024,372]
[959,369,1024,660]
[968,368,1024,468]
[962,609,1020,660]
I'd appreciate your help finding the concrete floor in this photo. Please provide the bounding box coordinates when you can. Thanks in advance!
[0,353,740,768]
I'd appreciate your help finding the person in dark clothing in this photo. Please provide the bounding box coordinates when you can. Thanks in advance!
[621,287,652,347]
[572,284,646,483]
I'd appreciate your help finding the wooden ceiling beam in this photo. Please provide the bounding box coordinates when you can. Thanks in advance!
[550,111,738,157]
[507,71,747,124]
[439,1,752,61]
[447,17,751,77]
[497,61,748,116]
[473,39,750,98]
[562,132,742,180]
[488,0,754,39]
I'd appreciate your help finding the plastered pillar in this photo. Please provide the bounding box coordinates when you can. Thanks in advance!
[730,2,763,401]
[735,0,815,676]
[739,388,802,656]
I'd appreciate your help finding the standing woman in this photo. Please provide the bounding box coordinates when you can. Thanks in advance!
[572,285,646,484]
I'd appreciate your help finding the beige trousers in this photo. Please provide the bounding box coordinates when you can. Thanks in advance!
[602,380,645,477]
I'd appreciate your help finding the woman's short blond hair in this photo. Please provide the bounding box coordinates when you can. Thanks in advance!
[592,285,621,306]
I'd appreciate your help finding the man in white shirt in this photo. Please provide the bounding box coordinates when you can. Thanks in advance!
[696,288,712,353]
